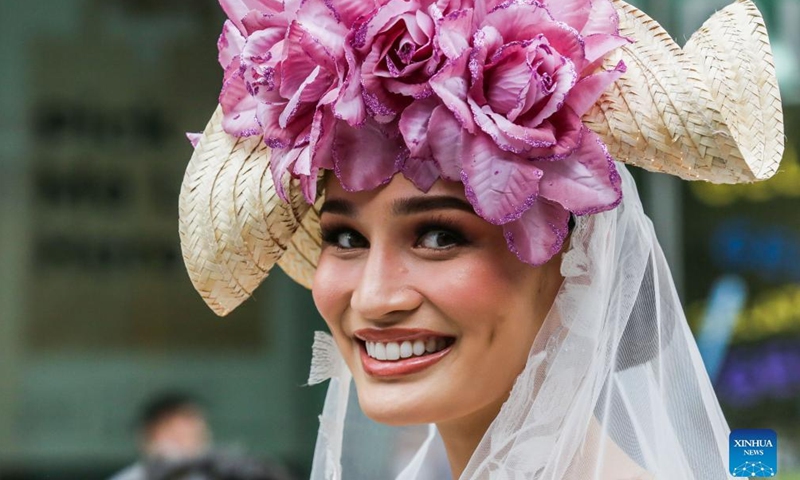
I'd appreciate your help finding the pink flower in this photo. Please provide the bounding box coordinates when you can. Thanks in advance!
[402,0,628,264]
[210,0,630,266]
[353,0,491,191]
[216,0,392,201]
[353,0,476,122]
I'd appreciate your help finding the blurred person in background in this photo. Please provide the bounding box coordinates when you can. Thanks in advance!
[142,452,292,480]
[109,392,211,480]
[110,392,291,480]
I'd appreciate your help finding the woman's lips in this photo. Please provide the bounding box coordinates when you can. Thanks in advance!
[354,328,455,378]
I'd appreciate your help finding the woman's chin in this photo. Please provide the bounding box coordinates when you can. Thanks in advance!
[363,409,422,427]
[355,385,444,427]
[360,405,434,427]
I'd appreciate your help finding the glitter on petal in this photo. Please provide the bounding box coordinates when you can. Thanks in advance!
[211,0,626,266]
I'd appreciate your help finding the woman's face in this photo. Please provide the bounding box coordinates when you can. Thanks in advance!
[312,173,563,427]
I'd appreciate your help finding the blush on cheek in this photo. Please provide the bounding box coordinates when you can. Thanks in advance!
[312,256,364,326]
[312,263,342,318]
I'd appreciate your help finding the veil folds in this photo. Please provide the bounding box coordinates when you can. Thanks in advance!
[308,163,734,479]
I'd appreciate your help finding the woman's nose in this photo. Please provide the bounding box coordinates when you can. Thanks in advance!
[350,246,423,321]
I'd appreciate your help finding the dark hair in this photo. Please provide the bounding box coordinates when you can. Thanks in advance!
[146,453,292,480]
[138,392,204,431]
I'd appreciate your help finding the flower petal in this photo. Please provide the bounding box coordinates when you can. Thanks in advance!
[354,0,418,50]
[483,1,584,66]
[461,133,543,224]
[383,78,434,98]
[260,100,310,148]
[294,0,348,54]
[535,128,622,214]
[524,106,583,159]
[524,54,576,127]
[411,10,436,44]
[402,156,441,191]
[241,9,288,35]
[219,0,281,33]
[327,0,383,26]
[361,48,407,117]
[430,52,477,133]
[427,106,467,181]
[399,97,438,159]
[334,48,367,125]
[186,132,202,149]
[219,61,262,137]
[435,8,474,60]
[543,0,591,33]
[583,33,629,67]
[280,23,338,99]
[309,107,336,171]
[502,198,570,265]
[218,20,246,69]
[475,103,556,154]
[481,42,531,116]
[270,146,303,202]
[565,60,625,117]
[299,165,320,202]
[295,107,333,178]
[280,65,324,128]
[581,0,620,36]
[332,119,405,191]
[240,20,286,65]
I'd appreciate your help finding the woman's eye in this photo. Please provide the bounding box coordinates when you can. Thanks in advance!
[324,230,368,249]
[417,230,462,250]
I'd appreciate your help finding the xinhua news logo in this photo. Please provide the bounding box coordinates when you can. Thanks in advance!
[729,429,777,477]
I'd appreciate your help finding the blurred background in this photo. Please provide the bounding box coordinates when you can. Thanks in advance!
[0,0,797,478]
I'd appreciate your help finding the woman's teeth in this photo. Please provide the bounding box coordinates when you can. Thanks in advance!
[365,338,449,361]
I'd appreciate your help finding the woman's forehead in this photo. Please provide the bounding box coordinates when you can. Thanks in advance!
[323,173,468,205]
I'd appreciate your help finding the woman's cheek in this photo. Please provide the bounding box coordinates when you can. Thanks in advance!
[430,261,508,306]
[312,256,352,326]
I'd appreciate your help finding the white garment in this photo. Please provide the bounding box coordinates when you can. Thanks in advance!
[108,463,145,480]
[308,163,734,479]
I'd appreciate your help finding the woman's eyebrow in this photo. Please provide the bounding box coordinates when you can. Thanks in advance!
[319,198,355,216]
[319,195,476,217]
[392,196,476,216]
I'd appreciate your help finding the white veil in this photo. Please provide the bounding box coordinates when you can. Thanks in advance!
[306,163,735,479]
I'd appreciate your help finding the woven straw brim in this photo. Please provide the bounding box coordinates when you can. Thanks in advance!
[179,0,784,316]
[179,111,320,315]
[584,0,783,183]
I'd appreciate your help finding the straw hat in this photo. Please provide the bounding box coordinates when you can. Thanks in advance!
[179,0,783,316]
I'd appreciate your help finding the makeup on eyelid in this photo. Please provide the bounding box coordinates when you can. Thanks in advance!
[320,217,472,251]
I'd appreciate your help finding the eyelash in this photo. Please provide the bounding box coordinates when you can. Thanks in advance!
[320,227,367,250]
[320,219,469,252]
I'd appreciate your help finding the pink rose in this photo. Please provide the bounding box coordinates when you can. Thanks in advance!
[353,0,465,122]
[355,0,502,189]
[353,0,504,123]
[430,0,627,162]
[216,0,389,201]
[210,0,630,266]
[399,0,628,263]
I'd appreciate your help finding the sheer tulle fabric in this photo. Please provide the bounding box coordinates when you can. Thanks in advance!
[308,164,734,479]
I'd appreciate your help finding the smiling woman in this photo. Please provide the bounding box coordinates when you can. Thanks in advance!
[178,0,784,478]
[306,166,685,480]
[313,174,562,474]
